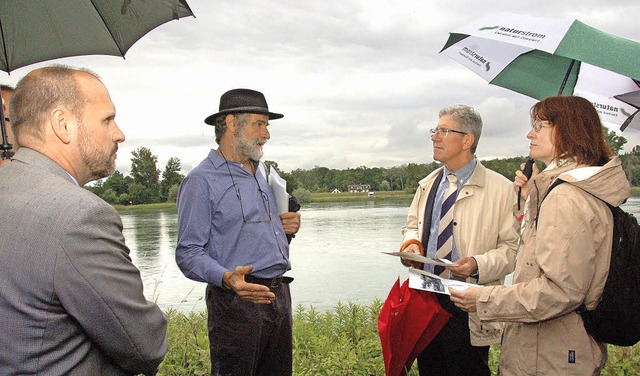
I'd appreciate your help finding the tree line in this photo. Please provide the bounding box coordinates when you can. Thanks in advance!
[87,147,184,205]
[86,129,639,205]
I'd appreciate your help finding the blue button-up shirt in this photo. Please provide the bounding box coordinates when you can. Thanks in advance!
[175,149,290,286]
[425,159,477,272]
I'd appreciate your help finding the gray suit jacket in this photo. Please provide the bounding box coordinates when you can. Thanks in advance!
[0,148,167,375]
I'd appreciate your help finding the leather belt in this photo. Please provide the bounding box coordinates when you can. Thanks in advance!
[245,274,294,288]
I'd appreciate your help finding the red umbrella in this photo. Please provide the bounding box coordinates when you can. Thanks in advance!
[378,278,451,376]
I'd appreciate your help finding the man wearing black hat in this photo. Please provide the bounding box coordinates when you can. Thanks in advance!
[175,88,300,375]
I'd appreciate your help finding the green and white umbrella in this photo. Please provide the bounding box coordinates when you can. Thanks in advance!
[440,12,640,131]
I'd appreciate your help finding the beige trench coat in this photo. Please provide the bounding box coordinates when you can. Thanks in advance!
[401,161,519,346]
[477,157,631,375]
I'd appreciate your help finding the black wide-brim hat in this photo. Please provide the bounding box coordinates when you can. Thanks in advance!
[204,88,284,125]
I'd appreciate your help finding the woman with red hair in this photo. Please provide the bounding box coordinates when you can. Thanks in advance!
[449,96,631,375]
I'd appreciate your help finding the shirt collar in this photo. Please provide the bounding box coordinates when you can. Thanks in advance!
[443,158,476,186]
[209,148,261,171]
[66,172,80,186]
[208,148,227,168]
[545,157,575,171]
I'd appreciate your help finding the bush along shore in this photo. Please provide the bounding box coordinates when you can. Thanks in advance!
[113,188,639,212]
[159,301,640,375]
[112,191,417,212]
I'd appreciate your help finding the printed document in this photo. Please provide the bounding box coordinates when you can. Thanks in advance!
[407,268,476,296]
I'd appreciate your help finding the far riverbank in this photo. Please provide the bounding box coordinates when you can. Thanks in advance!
[113,190,415,211]
[113,187,640,212]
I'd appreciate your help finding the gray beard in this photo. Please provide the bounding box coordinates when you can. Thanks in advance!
[237,136,265,161]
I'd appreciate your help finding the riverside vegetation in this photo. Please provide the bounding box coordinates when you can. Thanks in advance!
[158,301,640,375]
[87,126,638,206]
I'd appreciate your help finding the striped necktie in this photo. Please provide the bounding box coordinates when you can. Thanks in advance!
[434,174,458,277]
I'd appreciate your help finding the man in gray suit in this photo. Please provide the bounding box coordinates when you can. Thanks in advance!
[0,66,167,375]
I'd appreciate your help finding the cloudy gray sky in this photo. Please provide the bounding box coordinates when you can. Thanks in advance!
[3,0,640,175]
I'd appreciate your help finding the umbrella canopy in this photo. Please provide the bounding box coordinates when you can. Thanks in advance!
[614,90,640,131]
[378,278,451,376]
[0,0,194,74]
[440,12,640,131]
[0,0,194,159]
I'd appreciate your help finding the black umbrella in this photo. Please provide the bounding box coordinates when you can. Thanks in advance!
[0,0,195,159]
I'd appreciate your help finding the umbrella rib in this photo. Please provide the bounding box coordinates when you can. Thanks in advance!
[0,13,11,155]
[89,0,126,57]
[620,109,640,131]
[558,59,576,96]
[0,15,10,73]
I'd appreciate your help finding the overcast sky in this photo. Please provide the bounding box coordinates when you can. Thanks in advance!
[3,0,640,175]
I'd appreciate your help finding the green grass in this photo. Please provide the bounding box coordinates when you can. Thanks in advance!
[160,310,210,376]
[158,301,640,375]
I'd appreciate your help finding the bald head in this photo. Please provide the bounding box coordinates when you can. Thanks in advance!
[11,65,125,186]
[11,66,99,146]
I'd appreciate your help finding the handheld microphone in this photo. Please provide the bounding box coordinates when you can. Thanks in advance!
[517,158,534,210]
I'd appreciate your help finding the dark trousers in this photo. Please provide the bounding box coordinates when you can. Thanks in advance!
[206,283,292,376]
[417,311,490,376]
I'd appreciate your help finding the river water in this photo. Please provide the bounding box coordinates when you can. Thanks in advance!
[123,196,640,312]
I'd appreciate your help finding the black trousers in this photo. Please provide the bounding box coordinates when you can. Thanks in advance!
[206,283,292,376]
[417,310,490,376]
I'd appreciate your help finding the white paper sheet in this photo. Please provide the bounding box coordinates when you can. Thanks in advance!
[383,251,455,267]
[268,167,289,215]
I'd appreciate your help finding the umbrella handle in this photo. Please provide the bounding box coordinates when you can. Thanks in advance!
[517,159,534,210]
[0,103,13,160]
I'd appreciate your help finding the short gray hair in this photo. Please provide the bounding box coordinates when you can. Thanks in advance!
[439,104,482,153]
[213,113,251,144]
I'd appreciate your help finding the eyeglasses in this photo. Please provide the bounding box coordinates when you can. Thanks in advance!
[430,127,468,137]
[222,156,272,224]
[531,120,553,132]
